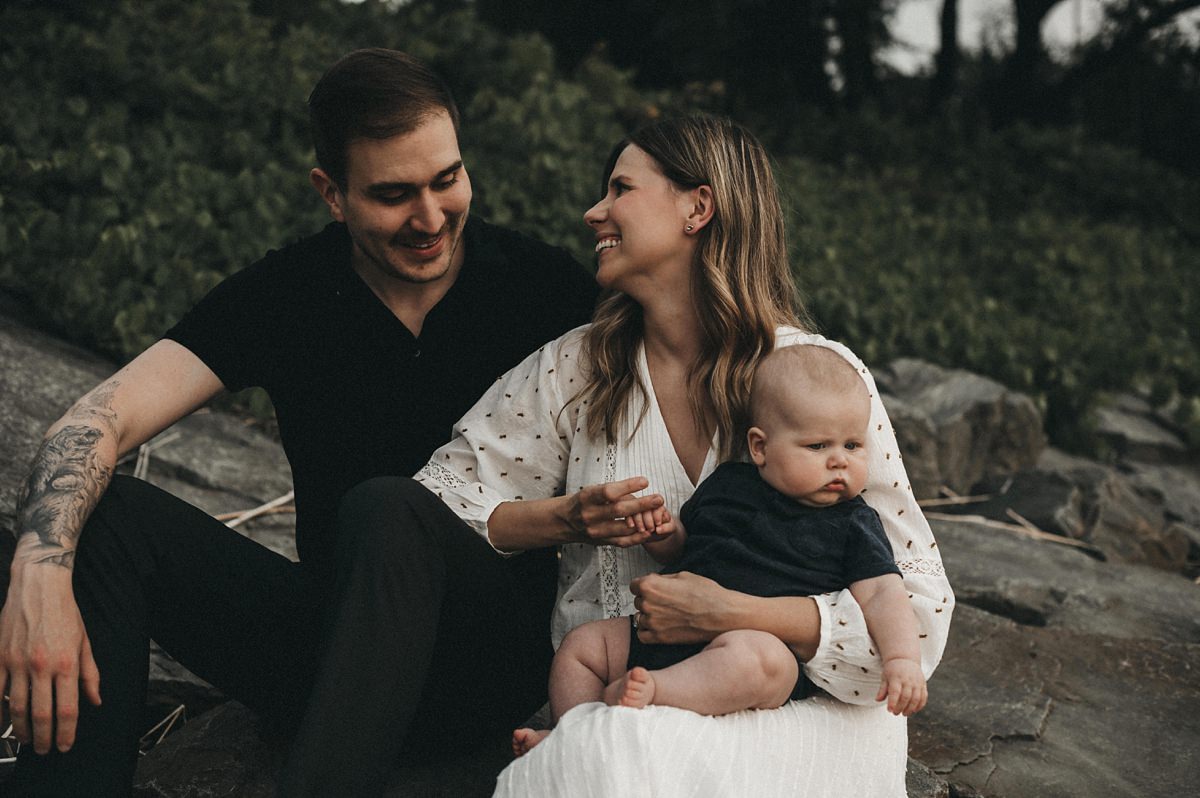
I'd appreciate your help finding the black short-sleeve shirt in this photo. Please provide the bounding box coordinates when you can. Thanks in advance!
[165,216,598,573]
[668,462,901,596]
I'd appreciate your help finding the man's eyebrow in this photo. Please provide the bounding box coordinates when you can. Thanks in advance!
[366,160,464,193]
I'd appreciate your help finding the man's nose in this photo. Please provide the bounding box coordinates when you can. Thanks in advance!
[410,191,446,233]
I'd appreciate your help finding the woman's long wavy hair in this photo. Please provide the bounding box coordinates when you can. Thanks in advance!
[580,114,813,461]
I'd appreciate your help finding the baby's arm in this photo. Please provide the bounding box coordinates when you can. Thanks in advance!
[640,510,686,564]
[848,573,927,716]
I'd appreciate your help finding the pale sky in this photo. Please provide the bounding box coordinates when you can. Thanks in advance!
[884,0,1200,74]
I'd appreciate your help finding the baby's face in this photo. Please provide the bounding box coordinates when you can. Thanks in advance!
[747,391,870,508]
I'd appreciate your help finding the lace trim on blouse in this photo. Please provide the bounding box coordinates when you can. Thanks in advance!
[598,442,623,618]
[898,558,945,577]
[417,461,468,489]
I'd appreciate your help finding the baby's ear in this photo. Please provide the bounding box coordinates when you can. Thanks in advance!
[746,427,768,466]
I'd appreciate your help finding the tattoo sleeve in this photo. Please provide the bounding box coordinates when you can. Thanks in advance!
[14,382,121,570]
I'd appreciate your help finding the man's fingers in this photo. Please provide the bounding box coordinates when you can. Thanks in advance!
[31,671,54,754]
[54,672,80,752]
[8,670,30,743]
[80,633,101,707]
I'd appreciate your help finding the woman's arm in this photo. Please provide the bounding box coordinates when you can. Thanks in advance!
[417,330,673,553]
[631,572,823,660]
[487,478,669,551]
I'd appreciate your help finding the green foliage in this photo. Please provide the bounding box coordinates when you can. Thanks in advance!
[0,0,333,356]
[778,117,1200,451]
[2,0,1196,454]
[0,0,655,358]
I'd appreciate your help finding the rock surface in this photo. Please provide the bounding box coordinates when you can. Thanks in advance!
[3,307,1199,797]
[876,358,1047,496]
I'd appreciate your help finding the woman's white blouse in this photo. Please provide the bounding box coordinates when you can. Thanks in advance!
[417,325,953,702]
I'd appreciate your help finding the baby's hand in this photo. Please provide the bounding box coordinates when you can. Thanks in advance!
[875,658,927,716]
[627,506,675,540]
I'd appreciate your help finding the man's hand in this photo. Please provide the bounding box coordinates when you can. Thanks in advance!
[629,571,731,645]
[0,569,101,754]
[875,657,926,716]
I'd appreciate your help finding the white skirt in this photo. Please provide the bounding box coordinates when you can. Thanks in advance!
[494,697,908,798]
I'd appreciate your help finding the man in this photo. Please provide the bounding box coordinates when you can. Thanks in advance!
[0,49,602,796]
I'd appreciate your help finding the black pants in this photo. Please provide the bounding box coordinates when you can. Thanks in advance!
[0,475,556,797]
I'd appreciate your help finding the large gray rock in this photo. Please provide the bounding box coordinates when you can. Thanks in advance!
[917,515,1200,796]
[910,605,1200,797]
[1085,473,1191,570]
[1094,393,1189,464]
[933,516,1200,642]
[880,393,943,500]
[876,359,1046,494]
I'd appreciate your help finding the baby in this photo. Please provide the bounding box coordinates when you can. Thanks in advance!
[514,344,926,756]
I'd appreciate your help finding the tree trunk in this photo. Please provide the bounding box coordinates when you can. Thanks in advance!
[929,0,960,111]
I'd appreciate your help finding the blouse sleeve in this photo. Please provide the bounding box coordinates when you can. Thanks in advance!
[415,329,585,553]
[778,331,955,705]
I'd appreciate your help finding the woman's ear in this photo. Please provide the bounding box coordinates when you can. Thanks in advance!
[310,168,347,223]
[747,426,768,466]
[684,185,715,234]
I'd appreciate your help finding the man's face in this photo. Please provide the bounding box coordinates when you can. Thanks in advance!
[313,111,472,286]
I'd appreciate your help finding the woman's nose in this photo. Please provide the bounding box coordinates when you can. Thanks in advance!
[584,196,608,227]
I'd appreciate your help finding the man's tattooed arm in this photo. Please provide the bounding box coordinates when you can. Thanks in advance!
[13,381,121,570]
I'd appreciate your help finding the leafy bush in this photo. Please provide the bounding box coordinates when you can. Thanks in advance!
[777,117,1200,450]
[2,0,1196,454]
[0,0,656,357]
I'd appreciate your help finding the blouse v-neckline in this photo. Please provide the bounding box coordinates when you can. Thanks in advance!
[636,343,719,489]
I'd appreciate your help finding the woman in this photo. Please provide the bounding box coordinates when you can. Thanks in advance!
[416,115,952,796]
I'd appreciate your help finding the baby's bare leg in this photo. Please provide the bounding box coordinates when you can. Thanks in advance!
[513,617,631,756]
[608,630,797,716]
[548,617,632,721]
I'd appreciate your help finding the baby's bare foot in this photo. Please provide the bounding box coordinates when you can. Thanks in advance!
[512,727,551,757]
[604,666,656,709]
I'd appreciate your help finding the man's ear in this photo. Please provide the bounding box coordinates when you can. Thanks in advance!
[310,168,346,223]
[747,426,768,466]
[684,184,715,234]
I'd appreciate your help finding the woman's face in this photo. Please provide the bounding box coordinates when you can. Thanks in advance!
[584,145,696,297]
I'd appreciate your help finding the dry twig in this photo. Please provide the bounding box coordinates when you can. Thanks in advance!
[224,490,296,529]
[924,511,1106,559]
[139,704,186,755]
[918,494,994,508]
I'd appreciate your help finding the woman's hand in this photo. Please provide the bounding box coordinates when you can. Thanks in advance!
[631,573,822,657]
[560,476,669,548]
[629,571,734,644]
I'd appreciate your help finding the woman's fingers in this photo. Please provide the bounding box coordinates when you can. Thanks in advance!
[598,476,650,502]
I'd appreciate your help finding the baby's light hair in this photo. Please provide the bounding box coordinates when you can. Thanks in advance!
[749,345,869,430]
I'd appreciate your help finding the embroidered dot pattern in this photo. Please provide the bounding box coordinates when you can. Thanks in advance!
[416,328,951,685]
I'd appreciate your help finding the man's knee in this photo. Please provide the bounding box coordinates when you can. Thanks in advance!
[334,476,444,558]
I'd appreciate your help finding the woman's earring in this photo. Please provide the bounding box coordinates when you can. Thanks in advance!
[685,224,694,233]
